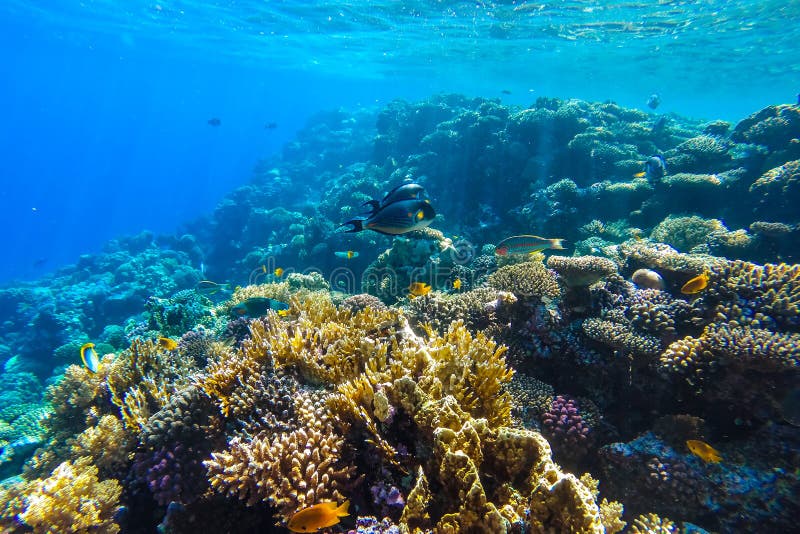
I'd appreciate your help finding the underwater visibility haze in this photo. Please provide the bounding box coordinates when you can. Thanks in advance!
[0,1,799,533]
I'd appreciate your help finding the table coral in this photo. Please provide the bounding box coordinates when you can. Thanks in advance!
[547,255,618,288]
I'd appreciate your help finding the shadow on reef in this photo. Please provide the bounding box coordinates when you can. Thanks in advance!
[0,95,798,533]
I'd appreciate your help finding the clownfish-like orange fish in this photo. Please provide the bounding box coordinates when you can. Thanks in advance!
[681,271,710,295]
[287,500,349,533]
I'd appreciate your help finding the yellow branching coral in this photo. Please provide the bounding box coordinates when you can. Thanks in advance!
[261,293,401,385]
[630,512,678,533]
[18,456,122,534]
[205,392,355,520]
[422,322,514,427]
[70,415,130,474]
[488,260,562,300]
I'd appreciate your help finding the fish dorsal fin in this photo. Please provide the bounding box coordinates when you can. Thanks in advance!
[335,500,350,516]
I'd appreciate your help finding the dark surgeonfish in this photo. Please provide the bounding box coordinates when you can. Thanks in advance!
[231,297,289,317]
[644,154,667,185]
[361,183,426,216]
[646,93,661,110]
[208,117,221,126]
[341,198,436,235]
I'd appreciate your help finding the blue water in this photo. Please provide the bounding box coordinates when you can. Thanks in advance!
[0,0,797,282]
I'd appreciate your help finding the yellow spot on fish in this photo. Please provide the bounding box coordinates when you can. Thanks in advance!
[274,267,284,278]
[287,500,350,533]
[633,171,646,178]
[453,278,462,290]
[686,439,722,463]
[158,337,178,351]
[416,210,424,220]
[79,342,100,374]
[408,282,432,298]
[277,309,290,317]
[681,271,710,295]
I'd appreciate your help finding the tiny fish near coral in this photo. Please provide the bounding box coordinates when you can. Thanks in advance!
[335,250,359,259]
[287,500,350,533]
[686,439,722,463]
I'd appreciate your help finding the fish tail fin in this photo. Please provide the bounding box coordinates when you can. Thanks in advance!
[551,239,566,250]
[340,219,365,233]
[336,500,350,517]
[361,199,381,215]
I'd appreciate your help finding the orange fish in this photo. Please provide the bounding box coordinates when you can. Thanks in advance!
[408,282,432,298]
[681,271,709,295]
[287,500,349,533]
[686,439,722,463]
[158,337,178,351]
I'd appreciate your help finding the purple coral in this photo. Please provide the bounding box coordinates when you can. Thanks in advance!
[348,516,401,534]
[370,481,405,519]
[541,395,594,458]
[132,443,207,506]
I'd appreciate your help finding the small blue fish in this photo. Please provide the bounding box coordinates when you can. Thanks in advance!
[80,342,100,373]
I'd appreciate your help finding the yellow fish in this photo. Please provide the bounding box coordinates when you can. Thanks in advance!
[274,267,284,278]
[79,342,100,374]
[681,271,709,295]
[158,337,178,351]
[408,282,432,298]
[453,278,462,290]
[277,309,290,317]
[686,439,722,463]
[287,500,349,533]
[633,171,646,178]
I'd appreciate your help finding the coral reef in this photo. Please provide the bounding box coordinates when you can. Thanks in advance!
[2,97,800,533]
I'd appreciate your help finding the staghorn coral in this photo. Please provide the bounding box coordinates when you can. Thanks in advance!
[547,255,618,288]
[17,456,122,533]
[205,391,355,519]
[487,260,561,301]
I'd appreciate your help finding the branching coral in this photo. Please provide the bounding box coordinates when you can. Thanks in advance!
[205,391,355,520]
[17,456,122,533]
[629,513,678,533]
[406,287,513,334]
